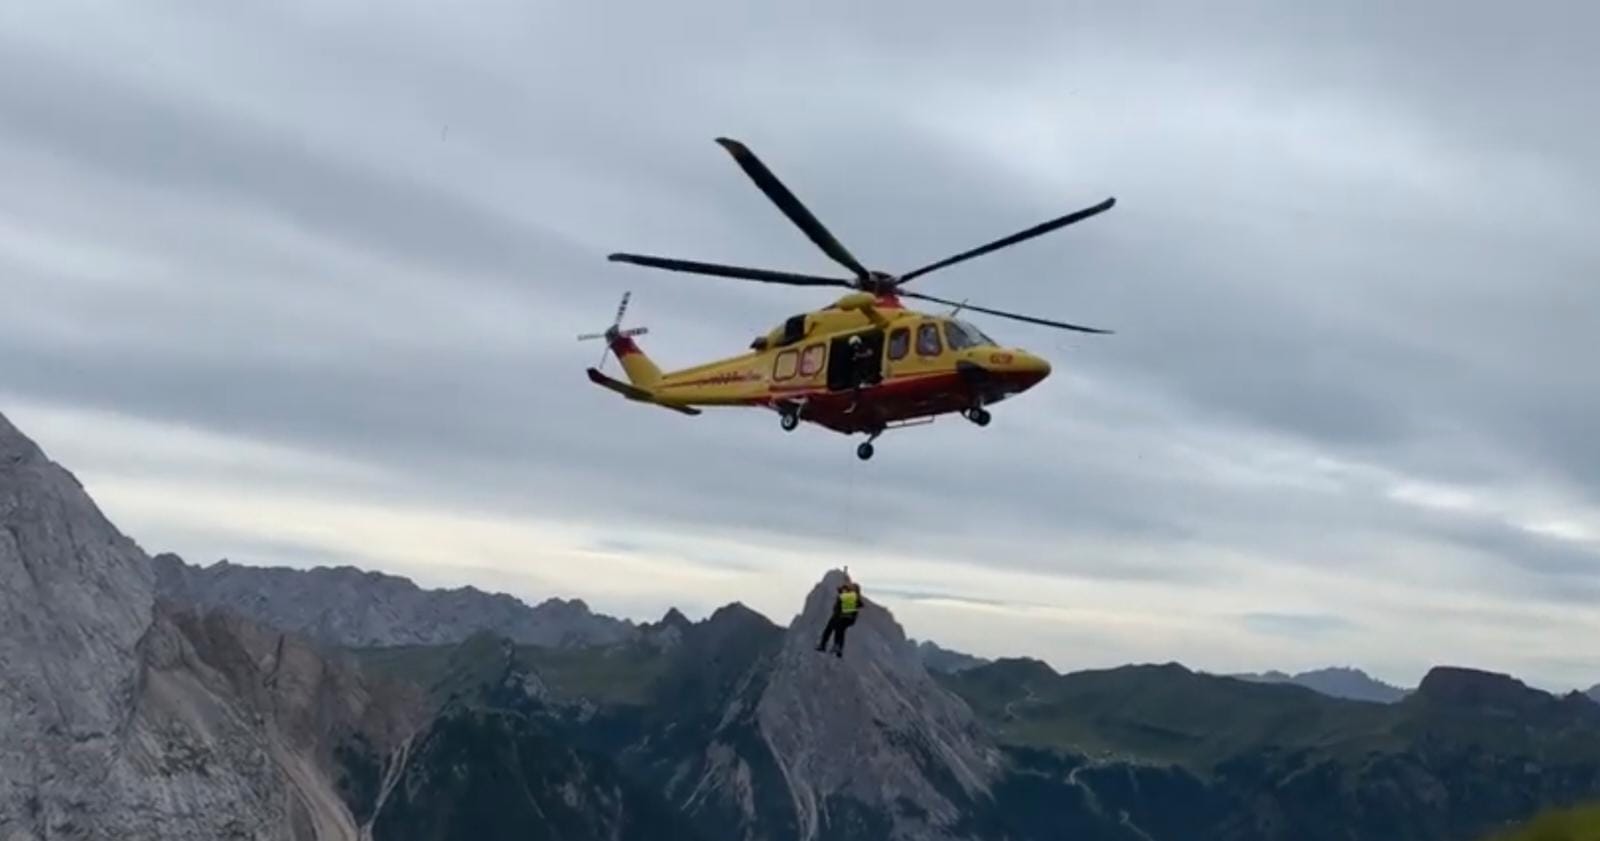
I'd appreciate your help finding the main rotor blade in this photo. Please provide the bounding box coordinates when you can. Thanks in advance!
[898,197,1116,283]
[901,290,1113,334]
[714,137,871,280]
[608,253,854,288]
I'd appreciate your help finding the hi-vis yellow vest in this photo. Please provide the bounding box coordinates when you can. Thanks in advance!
[839,591,859,615]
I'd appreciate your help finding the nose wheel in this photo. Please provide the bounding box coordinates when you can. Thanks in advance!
[780,411,799,431]
[965,407,992,426]
[856,429,882,461]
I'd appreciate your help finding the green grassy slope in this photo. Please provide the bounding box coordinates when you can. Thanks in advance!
[941,658,1396,769]
[1481,804,1600,841]
[351,632,672,710]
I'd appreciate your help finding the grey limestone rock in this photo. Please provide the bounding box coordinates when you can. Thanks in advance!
[0,411,414,840]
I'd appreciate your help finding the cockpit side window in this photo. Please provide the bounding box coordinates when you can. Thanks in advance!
[959,320,995,346]
[945,320,992,349]
[944,321,976,350]
[915,322,942,356]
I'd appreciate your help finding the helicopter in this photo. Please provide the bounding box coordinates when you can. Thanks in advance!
[581,137,1115,461]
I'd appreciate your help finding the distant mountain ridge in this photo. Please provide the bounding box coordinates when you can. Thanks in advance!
[155,554,1594,714]
[1230,665,1409,703]
[911,639,991,673]
[154,553,641,649]
[938,654,1600,840]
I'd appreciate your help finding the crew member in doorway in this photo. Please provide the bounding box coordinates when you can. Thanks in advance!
[816,580,862,657]
[845,335,876,414]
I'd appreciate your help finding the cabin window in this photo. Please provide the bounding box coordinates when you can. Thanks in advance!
[915,322,942,356]
[799,343,825,377]
[887,327,910,360]
[773,349,798,380]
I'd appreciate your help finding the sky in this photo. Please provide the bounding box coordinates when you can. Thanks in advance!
[2,1,1597,691]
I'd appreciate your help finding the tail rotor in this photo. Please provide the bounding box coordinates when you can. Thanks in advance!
[578,291,649,371]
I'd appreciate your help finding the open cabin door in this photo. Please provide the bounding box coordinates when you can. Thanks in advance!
[826,329,885,392]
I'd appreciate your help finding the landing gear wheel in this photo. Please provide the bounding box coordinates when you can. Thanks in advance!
[967,408,992,426]
[780,411,799,432]
[856,442,875,461]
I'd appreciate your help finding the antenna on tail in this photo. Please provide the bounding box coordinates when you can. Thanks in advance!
[578,291,649,371]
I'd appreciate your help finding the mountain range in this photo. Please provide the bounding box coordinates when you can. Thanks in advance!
[5,407,1600,840]
[150,555,1436,702]
[1230,666,1410,703]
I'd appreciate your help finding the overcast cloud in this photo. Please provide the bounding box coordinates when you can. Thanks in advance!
[2,1,1597,690]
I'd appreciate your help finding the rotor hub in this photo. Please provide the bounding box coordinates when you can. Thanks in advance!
[859,270,900,294]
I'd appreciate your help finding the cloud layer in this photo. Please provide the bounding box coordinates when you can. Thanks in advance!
[3,1,1596,690]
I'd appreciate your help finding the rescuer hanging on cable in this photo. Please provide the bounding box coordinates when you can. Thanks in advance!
[816,578,863,657]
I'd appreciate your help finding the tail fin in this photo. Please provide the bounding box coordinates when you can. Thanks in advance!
[609,334,661,387]
[578,290,658,387]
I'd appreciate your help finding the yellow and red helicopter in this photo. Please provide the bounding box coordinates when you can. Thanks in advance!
[581,137,1115,460]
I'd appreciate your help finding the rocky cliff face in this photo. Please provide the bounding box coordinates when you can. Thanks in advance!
[154,554,637,649]
[0,411,416,841]
[0,412,156,836]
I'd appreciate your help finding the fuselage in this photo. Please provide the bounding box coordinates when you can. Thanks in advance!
[641,295,1051,434]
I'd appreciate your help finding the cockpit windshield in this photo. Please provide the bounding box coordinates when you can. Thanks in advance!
[944,319,995,349]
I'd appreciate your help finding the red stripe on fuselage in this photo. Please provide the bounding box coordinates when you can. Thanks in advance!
[755,367,1046,434]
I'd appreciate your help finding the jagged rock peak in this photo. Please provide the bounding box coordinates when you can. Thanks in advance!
[753,569,1003,840]
[639,606,695,650]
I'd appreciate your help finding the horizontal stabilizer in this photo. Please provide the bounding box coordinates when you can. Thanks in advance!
[586,368,702,415]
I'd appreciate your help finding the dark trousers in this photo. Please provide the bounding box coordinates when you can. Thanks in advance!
[818,614,857,652]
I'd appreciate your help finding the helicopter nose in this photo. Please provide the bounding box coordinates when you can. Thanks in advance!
[1013,352,1050,387]
[1015,351,1050,374]
[977,350,1049,390]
